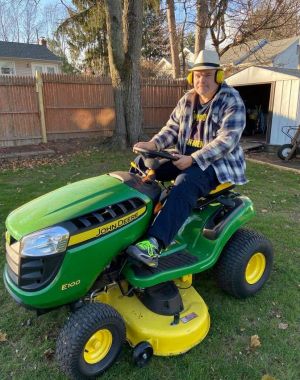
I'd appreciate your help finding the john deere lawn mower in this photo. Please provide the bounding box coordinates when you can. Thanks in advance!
[3,148,273,379]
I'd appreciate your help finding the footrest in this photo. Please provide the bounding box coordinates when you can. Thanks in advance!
[132,251,198,277]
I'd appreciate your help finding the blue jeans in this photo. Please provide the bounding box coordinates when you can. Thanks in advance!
[133,157,219,248]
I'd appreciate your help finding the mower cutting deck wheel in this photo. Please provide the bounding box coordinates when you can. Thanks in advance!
[56,303,125,379]
[215,228,273,298]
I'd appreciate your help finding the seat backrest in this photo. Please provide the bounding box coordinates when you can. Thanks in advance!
[208,182,235,196]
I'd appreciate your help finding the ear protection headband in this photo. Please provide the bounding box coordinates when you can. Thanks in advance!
[187,70,224,86]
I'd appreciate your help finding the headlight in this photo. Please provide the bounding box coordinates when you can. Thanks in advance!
[20,226,69,257]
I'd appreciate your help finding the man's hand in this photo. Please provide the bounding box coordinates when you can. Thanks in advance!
[172,154,193,170]
[133,141,157,153]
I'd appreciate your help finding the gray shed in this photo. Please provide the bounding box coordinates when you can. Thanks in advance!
[226,66,300,146]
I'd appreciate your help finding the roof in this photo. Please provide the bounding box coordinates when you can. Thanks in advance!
[258,66,300,78]
[226,66,300,86]
[0,41,61,62]
[221,36,299,66]
[221,39,267,65]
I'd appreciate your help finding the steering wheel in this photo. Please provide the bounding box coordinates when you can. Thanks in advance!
[133,147,178,161]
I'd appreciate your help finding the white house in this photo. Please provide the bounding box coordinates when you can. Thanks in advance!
[0,39,62,76]
[156,48,195,77]
[221,36,300,74]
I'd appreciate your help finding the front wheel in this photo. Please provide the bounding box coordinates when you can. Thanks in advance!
[56,303,126,379]
[215,228,273,298]
[277,144,296,160]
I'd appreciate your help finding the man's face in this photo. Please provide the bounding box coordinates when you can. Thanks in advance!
[193,69,219,98]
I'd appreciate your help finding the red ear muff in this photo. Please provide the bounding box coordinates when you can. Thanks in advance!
[187,72,193,86]
[215,70,224,84]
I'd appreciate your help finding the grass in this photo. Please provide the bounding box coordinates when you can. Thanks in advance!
[0,147,299,380]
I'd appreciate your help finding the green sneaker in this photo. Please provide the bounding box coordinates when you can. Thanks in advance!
[126,237,160,267]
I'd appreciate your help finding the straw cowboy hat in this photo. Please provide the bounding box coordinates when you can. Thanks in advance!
[190,49,221,71]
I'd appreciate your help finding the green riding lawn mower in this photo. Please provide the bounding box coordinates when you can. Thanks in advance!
[3,148,273,379]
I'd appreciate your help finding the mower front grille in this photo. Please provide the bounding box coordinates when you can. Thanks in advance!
[5,238,65,291]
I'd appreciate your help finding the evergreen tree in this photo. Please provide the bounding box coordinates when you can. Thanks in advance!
[47,37,79,74]
[142,5,169,61]
[57,0,109,75]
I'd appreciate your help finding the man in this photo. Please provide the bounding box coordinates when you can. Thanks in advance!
[127,49,246,267]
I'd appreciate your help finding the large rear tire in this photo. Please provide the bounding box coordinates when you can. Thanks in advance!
[56,303,125,379]
[215,228,273,298]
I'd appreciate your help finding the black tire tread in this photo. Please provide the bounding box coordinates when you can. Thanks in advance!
[216,228,273,298]
[56,302,125,380]
[277,144,296,160]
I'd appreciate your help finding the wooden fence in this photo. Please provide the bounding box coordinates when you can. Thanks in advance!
[0,74,187,147]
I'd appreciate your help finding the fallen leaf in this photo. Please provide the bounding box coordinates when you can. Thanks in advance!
[43,348,55,360]
[278,322,288,330]
[0,331,7,342]
[250,334,261,348]
[261,375,277,380]
[261,209,268,213]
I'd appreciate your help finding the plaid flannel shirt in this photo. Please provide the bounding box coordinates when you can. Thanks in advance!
[151,82,247,185]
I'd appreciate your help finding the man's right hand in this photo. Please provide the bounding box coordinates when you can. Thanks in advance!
[133,141,157,152]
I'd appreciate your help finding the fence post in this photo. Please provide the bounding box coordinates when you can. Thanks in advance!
[35,71,47,143]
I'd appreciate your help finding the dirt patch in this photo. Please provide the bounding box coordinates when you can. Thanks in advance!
[0,138,104,171]
[0,138,101,156]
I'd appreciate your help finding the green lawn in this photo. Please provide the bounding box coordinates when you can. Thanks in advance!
[0,147,299,380]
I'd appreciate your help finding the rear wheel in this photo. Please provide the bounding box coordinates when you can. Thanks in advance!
[277,144,296,160]
[56,303,125,379]
[215,228,273,298]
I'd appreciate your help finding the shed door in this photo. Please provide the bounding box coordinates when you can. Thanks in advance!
[234,83,272,143]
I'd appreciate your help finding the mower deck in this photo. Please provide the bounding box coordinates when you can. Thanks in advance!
[95,281,210,356]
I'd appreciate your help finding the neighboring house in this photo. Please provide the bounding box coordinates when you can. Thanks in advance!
[157,37,300,77]
[0,38,62,76]
[221,36,300,75]
[156,48,195,77]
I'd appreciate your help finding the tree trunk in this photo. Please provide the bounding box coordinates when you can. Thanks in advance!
[194,0,208,56]
[166,0,180,78]
[123,0,143,145]
[104,0,143,148]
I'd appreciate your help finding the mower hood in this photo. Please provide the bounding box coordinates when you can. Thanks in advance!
[6,174,147,241]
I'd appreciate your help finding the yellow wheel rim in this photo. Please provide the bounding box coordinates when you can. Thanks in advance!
[245,252,266,284]
[83,329,112,364]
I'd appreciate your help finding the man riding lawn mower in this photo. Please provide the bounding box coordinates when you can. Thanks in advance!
[3,51,273,379]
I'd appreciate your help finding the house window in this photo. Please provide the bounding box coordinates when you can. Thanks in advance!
[33,65,43,74]
[0,61,15,75]
[32,63,57,75]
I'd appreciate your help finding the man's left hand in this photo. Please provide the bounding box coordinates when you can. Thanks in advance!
[172,154,193,170]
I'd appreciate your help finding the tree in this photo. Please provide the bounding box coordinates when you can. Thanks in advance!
[104,0,144,147]
[57,1,109,75]
[208,0,300,56]
[166,0,180,78]
[236,0,300,42]
[142,4,169,61]
[47,36,79,74]
[194,0,208,55]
